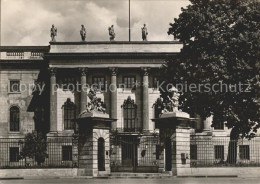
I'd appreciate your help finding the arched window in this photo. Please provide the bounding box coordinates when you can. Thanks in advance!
[10,106,20,131]
[98,137,105,171]
[122,96,137,132]
[63,98,76,130]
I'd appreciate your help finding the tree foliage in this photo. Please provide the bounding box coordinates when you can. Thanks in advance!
[164,0,260,138]
[19,131,48,165]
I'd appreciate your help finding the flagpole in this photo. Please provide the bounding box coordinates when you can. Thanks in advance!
[129,0,131,42]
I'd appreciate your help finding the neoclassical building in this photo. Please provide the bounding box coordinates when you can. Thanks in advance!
[0,41,259,176]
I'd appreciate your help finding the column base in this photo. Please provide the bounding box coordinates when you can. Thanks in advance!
[202,130,213,135]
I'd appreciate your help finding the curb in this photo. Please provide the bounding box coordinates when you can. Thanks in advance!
[0,177,24,180]
[177,175,238,178]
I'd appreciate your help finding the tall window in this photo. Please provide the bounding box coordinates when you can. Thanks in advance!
[10,106,20,131]
[10,147,19,162]
[10,80,20,93]
[153,76,159,88]
[214,122,224,130]
[92,76,105,91]
[123,76,136,89]
[214,145,224,160]
[239,145,250,160]
[122,96,137,132]
[62,146,72,161]
[62,77,75,91]
[63,98,76,130]
[153,98,164,118]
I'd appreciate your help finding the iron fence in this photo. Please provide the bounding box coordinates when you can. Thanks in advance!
[0,136,78,169]
[190,136,260,167]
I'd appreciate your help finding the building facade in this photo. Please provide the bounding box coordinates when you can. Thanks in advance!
[0,42,259,175]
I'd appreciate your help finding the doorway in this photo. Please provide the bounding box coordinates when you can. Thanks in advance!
[165,138,172,171]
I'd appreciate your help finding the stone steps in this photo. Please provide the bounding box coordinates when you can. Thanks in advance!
[98,172,172,178]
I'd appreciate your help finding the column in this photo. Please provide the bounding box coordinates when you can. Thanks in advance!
[49,67,57,132]
[203,116,212,131]
[142,67,149,131]
[79,67,88,113]
[109,67,118,129]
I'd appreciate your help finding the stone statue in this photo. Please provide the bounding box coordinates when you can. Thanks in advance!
[167,86,180,112]
[80,25,86,41]
[141,24,148,41]
[79,88,107,117]
[108,25,116,41]
[50,24,57,42]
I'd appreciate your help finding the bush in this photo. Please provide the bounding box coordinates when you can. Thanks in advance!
[19,131,48,166]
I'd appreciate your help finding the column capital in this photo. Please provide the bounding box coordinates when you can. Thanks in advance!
[48,67,57,76]
[141,67,150,76]
[109,67,118,76]
[79,67,88,76]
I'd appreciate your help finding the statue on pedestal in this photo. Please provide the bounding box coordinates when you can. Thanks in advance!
[154,86,189,119]
[167,87,180,112]
[50,24,57,42]
[80,25,86,41]
[141,24,148,41]
[79,88,107,117]
[154,86,180,115]
[108,25,116,41]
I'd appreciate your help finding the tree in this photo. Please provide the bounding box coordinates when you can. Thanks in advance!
[19,131,48,166]
[164,0,260,140]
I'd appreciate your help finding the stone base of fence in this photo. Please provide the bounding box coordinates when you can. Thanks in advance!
[176,167,260,178]
[0,168,78,178]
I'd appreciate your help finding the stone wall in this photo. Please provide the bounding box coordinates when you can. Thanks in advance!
[0,70,39,138]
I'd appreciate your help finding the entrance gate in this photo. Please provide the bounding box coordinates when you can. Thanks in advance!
[121,137,138,170]
[110,134,160,173]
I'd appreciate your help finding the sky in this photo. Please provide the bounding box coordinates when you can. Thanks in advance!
[1,0,190,46]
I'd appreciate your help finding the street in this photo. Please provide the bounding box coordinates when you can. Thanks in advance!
[0,177,259,184]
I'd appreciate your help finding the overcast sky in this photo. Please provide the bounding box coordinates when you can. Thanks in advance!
[1,0,190,46]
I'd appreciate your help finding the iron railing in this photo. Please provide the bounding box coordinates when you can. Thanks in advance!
[190,136,260,167]
[0,136,78,169]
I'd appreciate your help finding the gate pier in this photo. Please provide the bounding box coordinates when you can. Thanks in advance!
[76,112,115,177]
[153,112,192,175]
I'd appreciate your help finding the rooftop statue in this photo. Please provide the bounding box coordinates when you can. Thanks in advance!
[79,88,106,117]
[108,25,116,41]
[141,24,148,41]
[80,25,86,41]
[50,24,57,42]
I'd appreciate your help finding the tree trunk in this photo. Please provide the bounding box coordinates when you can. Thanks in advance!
[226,127,239,164]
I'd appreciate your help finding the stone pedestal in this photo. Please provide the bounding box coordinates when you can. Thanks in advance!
[171,128,190,175]
[76,112,115,177]
[152,112,192,176]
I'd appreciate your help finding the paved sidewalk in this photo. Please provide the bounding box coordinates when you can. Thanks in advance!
[0,177,259,184]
